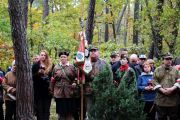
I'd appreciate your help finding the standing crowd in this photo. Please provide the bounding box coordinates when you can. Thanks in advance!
[0,47,180,120]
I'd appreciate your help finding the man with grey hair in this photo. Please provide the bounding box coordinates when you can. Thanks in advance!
[129,54,138,78]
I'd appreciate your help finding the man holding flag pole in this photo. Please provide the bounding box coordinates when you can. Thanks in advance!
[75,18,112,120]
[75,18,92,120]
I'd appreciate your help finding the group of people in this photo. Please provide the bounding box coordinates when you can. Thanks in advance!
[0,46,179,120]
[110,48,180,120]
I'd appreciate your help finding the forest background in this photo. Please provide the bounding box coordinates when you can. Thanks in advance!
[0,0,179,119]
[0,0,180,69]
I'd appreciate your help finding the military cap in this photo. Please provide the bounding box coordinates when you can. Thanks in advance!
[110,52,117,57]
[163,53,173,59]
[89,45,98,51]
[58,51,69,57]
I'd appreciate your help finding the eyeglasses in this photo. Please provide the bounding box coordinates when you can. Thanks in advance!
[164,58,172,60]
[140,58,146,60]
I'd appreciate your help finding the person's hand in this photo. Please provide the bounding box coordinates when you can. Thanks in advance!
[10,88,16,94]
[113,80,119,87]
[71,83,77,88]
[159,88,167,95]
[164,86,177,95]
[145,86,153,91]
[38,69,45,75]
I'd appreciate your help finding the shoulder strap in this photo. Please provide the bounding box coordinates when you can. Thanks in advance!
[58,63,71,82]
[120,69,129,82]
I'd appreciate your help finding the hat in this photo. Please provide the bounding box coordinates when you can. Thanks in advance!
[163,53,173,59]
[110,52,117,57]
[89,45,98,51]
[139,54,147,59]
[58,51,69,57]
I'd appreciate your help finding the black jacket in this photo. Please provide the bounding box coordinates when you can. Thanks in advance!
[32,62,52,99]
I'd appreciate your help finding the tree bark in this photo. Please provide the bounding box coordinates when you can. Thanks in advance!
[145,0,164,59]
[155,0,164,56]
[123,3,130,47]
[164,0,179,54]
[116,3,127,35]
[148,42,154,59]
[24,0,28,28]
[166,22,178,54]
[29,2,33,50]
[8,0,35,119]
[133,0,139,45]
[110,10,116,40]
[104,6,109,42]
[86,0,96,44]
[42,0,49,20]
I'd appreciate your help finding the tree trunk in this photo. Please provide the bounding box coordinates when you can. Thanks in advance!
[42,0,49,20]
[168,22,178,54]
[148,42,154,59]
[133,0,139,45]
[116,3,127,35]
[98,28,102,44]
[86,0,96,44]
[29,2,33,50]
[123,3,130,47]
[154,0,164,56]
[165,0,179,54]
[104,6,109,42]
[8,0,35,119]
[23,0,28,28]
[145,0,164,59]
[110,11,116,41]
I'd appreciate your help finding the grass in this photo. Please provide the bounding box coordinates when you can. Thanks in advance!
[50,99,58,120]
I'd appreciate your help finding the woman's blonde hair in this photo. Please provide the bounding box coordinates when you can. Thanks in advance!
[40,50,52,74]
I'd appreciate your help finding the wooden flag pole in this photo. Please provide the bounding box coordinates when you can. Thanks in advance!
[80,83,84,120]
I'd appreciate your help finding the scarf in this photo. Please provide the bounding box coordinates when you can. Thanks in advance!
[119,64,129,72]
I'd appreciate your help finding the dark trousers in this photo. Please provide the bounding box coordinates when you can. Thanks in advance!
[178,104,180,119]
[143,101,155,120]
[5,100,16,120]
[35,98,51,120]
[0,102,4,120]
[156,105,179,120]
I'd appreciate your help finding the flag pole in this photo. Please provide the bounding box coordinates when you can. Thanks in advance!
[79,18,85,120]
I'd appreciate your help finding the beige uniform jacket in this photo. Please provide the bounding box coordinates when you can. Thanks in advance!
[2,71,16,101]
[153,65,180,107]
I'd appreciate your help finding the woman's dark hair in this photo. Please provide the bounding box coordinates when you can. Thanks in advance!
[121,55,129,63]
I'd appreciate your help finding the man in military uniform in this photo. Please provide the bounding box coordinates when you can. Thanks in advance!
[153,53,180,120]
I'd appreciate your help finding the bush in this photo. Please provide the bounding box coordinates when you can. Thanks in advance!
[90,65,145,120]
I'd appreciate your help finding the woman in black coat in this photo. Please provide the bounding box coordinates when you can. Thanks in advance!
[32,50,53,120]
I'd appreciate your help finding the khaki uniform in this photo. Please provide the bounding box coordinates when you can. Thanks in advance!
[51,64,77,98]
[153,65,180,107]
